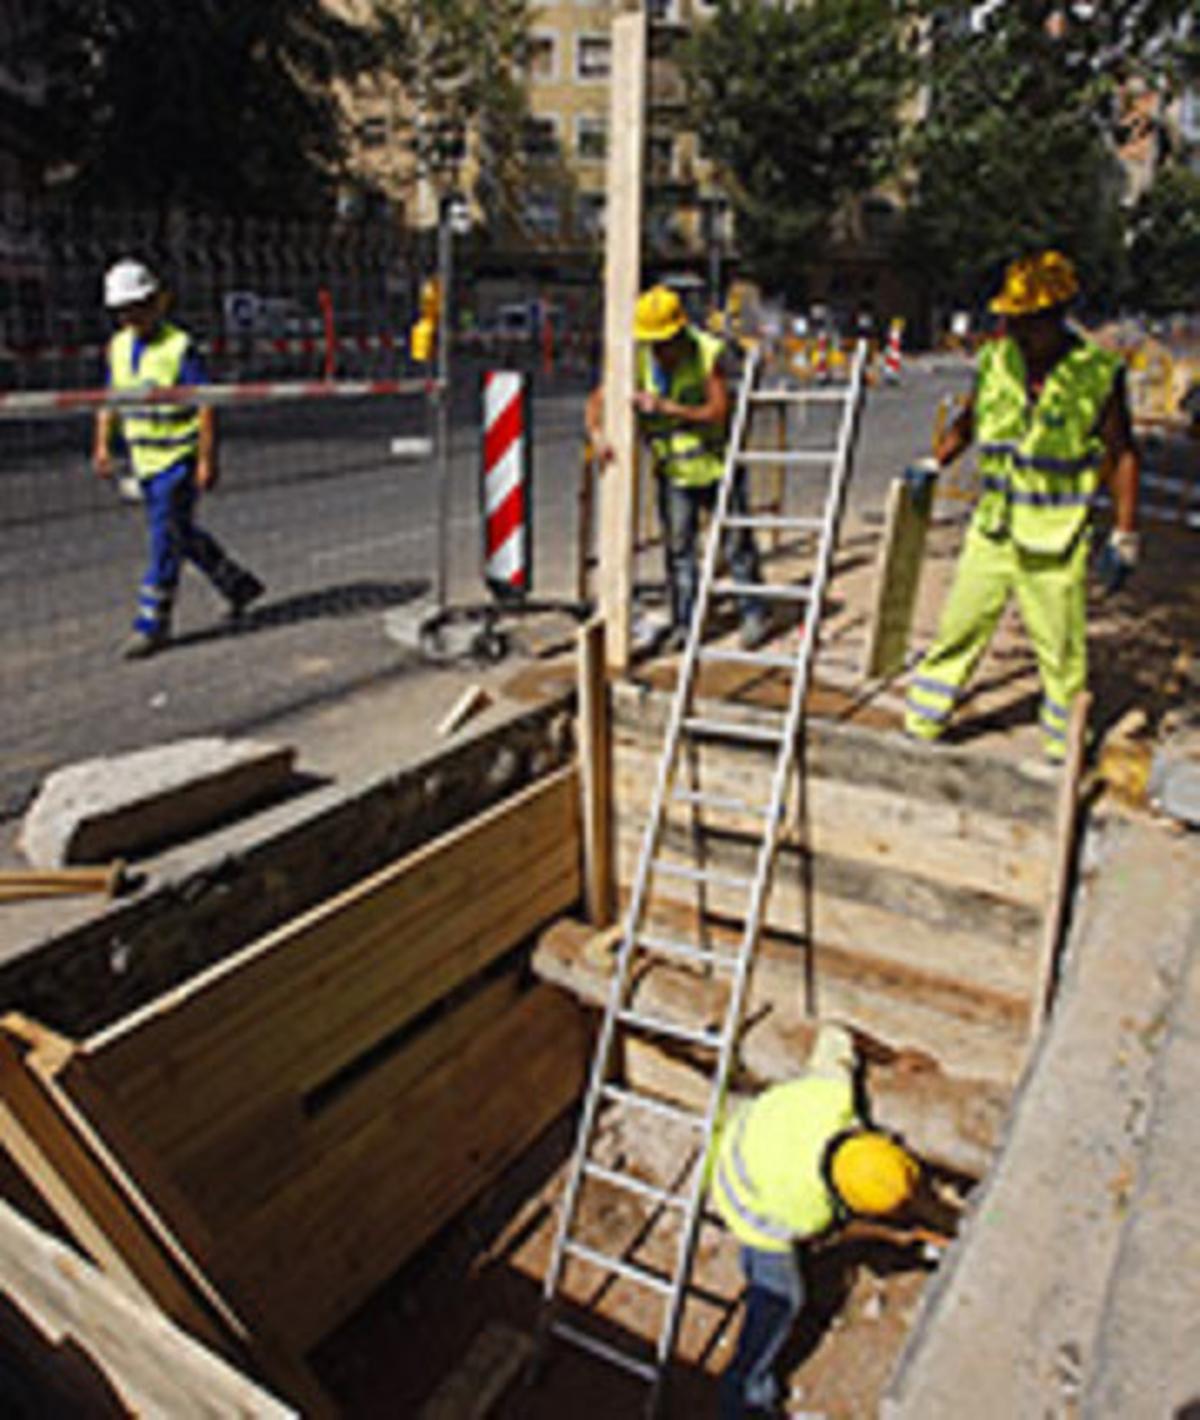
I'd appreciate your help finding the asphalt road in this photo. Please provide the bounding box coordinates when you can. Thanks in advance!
[0,358,974,818]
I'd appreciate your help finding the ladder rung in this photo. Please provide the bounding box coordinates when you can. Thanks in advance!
[749,388,851,405]
[711,579,810,601]
[563,1239,674,1296]
[723,514,823,532]
[583,1160,690,1208]
[616,1008,724,1050]
[736,449,837,465]
[637,932,740,971]
[600,1083,706,1128]
[683,715,785,745]
[653,859,756,890]
[671,787,766,815]
[550,1320,659,1383]
[698,646,798,671]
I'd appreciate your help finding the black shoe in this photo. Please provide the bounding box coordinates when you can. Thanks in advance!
[121,628,168,660]
[226,571,266,621]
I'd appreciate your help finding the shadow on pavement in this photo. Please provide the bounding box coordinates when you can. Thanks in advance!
[173,578,429,650]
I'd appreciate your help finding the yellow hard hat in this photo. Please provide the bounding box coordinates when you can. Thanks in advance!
[990,250,1079,317]
[829,1130,919,1216]
[634,285,687,343]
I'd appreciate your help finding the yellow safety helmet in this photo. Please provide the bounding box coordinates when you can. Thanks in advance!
[989,250,1080,317]
[634,285,687,343]
[829,1130,920,1217]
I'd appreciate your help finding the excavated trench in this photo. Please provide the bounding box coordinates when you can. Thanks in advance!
[0,672,1072,1417]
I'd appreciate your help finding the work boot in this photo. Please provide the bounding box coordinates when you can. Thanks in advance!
[739,610,771,651]
[225,571,266,622]
[662,624,688,654]
[121,628,168,660]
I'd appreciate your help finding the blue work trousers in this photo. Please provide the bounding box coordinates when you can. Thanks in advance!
[719,1244,805,1418]
[656,470,763,632]
[134,461,244,634]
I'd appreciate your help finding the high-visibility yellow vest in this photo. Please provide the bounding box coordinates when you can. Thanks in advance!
[636,328,727,488]
[710,1075,858,1253]
[974,335,1121,555]
[108,322,201,480]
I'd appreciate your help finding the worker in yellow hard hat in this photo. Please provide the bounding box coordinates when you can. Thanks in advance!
[585,284,768,652]
[904,250,1141,760]
[711,1023,925,1418]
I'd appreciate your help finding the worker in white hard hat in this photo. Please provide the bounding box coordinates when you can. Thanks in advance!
[711,1023,932,1418]
[585,284,768,652]
[93,258,265,659]
[904,250,1140,760]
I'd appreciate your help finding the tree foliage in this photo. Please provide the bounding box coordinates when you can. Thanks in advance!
[1126,161,1200,313]
[33,0,528,218]
[682,0,914,300]
[898,0,1197,312]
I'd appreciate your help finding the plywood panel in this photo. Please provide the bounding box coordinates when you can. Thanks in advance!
[861,476,933,679]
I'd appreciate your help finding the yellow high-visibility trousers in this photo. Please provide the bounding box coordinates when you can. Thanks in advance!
[905,517,1088,761]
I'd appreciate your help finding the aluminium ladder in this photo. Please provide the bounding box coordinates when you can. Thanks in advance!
[537,340,870,1416]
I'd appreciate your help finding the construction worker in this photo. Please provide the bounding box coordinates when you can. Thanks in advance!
[711,1023,923,1419]
[904,250,1140,760]
[93,258,264,659]
[586,285,768,652]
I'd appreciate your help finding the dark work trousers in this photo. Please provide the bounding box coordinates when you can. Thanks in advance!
[719,1244,805,1418]
[655,468,763,632]
[134,459,253,634]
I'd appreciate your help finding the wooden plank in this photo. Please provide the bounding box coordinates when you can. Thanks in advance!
[1027,691,1091,1041]
[80,769,581,1156]
[613,755,1053,907]
[0,1200,296,1419]
[861,475,932,680]
[0,862,125,902]
[578,618,615,927]
[218,986,588,1351]
[598,11,646,673]
[418,1320,533,1420]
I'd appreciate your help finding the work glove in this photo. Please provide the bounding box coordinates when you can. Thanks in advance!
[903,455,940,507]
[1096,530,1139,595]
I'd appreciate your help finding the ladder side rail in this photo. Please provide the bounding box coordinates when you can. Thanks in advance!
[539,350,762,1318]
[652,342,870,1397]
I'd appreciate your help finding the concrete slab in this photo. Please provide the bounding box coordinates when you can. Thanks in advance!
[19,737,296,867]
[1085,928,1200,1418]
[882,818,1200,1420]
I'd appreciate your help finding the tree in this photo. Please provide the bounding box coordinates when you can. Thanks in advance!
[898,1,1197,314]
[682,0,914,301]
[1126,161,1200,313]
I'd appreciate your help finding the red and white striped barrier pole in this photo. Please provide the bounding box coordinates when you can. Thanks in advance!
[481,370,531,598]
[884,320,904,383]
[0,376,440,420]
[813,331,830,383]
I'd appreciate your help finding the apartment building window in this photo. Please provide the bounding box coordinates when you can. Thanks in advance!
[647,0,681,22]
[527,33,557,82]
[1182,87,1200,142]
[357,116,388,149]
[576,115,608,163]
[523,116,561,161]
[577,194,606,240]
[648,133,675,178]
[577,34,611,81]
[524,192,561,237]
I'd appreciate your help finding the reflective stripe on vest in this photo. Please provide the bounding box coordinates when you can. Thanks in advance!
[973,336,1120,555]
[109,323,201,480]
[713,1108,795,1245]
[637,329,726,487]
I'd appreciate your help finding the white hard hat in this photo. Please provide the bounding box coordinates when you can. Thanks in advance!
[104,258,159,309]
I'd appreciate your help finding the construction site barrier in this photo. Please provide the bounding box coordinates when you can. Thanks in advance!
[0,376,443,420]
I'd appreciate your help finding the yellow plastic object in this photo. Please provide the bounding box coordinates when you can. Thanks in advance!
[829,1131,920,1216]
[410,317,435,363]
[419,277,442,323]
[990,250,1079,316]
[634,286,686,343]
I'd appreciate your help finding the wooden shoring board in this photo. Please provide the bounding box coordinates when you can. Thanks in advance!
[578,618,615,927]
[861,475,933,680]
[78,767,581,1162]
[213,985,589,1351]
[612,748,1054,908]
[0,1025,333,1417]
[1027,691,1092,1042]
[0,1199,296,1418]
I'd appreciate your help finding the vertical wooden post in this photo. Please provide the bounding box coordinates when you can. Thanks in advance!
[598,10,646,674]
[578,618,615,928]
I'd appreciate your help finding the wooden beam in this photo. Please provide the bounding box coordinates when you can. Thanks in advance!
[861,476,933,680]
[1027,691,1091,1041]
[598,10,646,673]
[578,618,615,927]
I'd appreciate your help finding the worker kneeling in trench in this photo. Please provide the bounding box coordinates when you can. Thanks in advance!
[710,1023,932,1419]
